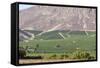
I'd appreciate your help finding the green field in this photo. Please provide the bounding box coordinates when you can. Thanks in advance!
[19,31,96,62]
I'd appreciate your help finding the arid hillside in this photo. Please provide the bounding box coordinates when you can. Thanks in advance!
[19,5,96,31]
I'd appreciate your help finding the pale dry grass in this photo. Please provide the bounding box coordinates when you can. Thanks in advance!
[19,59,80,64]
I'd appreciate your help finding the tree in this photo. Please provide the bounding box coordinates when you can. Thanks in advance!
[34,44,39,53]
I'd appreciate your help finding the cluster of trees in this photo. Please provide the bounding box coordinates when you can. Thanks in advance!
[71,51,95,60]
[19,44,39,58]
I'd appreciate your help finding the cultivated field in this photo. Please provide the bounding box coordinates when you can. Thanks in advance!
[19,31,96,64]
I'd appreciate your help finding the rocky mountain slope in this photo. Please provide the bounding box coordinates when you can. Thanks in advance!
[19,5,96,31]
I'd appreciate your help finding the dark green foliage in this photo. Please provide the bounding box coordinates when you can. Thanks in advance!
[72,51,95,60]
[60,54,69,59]
[19,47,26,58]
[88,56,95,60]
[49,54,57,59]
[56,44,61,48]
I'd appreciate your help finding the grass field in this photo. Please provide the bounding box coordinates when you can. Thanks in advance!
[19,31,96,64]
